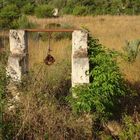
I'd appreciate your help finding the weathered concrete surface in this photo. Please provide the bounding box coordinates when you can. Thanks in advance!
[7,30,28,81]
[72,30,89,87]
[6,30,28,110]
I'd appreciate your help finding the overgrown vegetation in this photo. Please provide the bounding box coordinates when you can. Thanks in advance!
[0,0,140,28]
[35,5,54,18]
[119,114,140,140]
[0,51,8,140]
[68,34,128,120]
[123,39,140,62]
[1,32,140,139]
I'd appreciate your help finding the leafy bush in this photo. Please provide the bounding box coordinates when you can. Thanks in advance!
[21,3,35,15]
[62,7,74,15]
[0,4,20,28]
[73,6,88,16]
[68,34,127,120]
[13,15,38,29]
[0,4,19,20]
[35,5,54,18]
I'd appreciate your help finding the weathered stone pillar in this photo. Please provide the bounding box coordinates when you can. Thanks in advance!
[7,30,28,81]
[72,30,89,87]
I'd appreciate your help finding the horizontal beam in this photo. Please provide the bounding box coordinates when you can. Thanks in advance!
[24,29,77,32]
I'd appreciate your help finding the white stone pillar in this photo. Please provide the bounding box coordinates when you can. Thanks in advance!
[72,30,89,87]
[7,30,28,81]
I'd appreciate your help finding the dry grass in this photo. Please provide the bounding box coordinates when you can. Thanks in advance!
[29,15,140,50]
[28,15,140,85]
[2,15,140,139]
[28,38,71,68]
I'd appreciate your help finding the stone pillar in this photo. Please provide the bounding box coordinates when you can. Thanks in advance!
[72,30,89,87]
[7,30,28,81]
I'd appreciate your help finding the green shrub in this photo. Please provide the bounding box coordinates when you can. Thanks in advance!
[35,5,54,18]
[0,4,19,20]
[73,6,88,16]
[0,4,20,28]
[68,34,127,120]
[62,7,74,14]
[21,3,35,15]
[13,15,38,29]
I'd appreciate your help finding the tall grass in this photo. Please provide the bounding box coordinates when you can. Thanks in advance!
[28,15,140,85]
[1,15,140,139]
[2,35,93,139]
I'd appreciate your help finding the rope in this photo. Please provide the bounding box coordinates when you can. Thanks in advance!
[48,32,52,54]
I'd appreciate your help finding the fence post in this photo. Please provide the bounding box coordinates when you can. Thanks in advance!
[7,30,28,81]
[72,30,89,87]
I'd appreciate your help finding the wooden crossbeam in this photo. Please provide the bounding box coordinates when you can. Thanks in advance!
[24,29,77,32]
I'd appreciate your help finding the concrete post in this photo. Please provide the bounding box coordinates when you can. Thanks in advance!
[7,29,89,85]
[7,30,28,81]
[72,30,89,87]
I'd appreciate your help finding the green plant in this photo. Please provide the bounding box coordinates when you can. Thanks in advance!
[73,6,88,16]
[123,40,140,62]
[21,3,35,15]
[0,51,8,139]
[2,60,92,139]
[35,5,54,18]
[119,115,140,140]
[0,4,20,28]
[68,34,127,120]
[13,15,38,29]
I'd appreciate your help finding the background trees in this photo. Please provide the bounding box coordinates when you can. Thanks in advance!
[0,0,140,28]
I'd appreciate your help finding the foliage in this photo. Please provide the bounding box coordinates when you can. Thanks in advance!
[119,115,140,140]
[13,15,38,29]
[0,51,8,140]
[2,59,92,139]
[1,0,140,28]
[21,3,35,15]
[68,34,127,120]
[35,5,54,18]
[123,40,140,62]
[62,0,140,15]
[49,0,67,9]
[73,6,88,16]
[0,4,20,29]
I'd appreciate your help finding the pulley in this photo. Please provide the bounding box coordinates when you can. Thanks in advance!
[44,33,55,65]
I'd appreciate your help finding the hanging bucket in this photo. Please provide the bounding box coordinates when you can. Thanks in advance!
[44,54,55,65]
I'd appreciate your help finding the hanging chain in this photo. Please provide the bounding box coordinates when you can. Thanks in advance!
[48,32,52,54]
[44,32,55,65]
